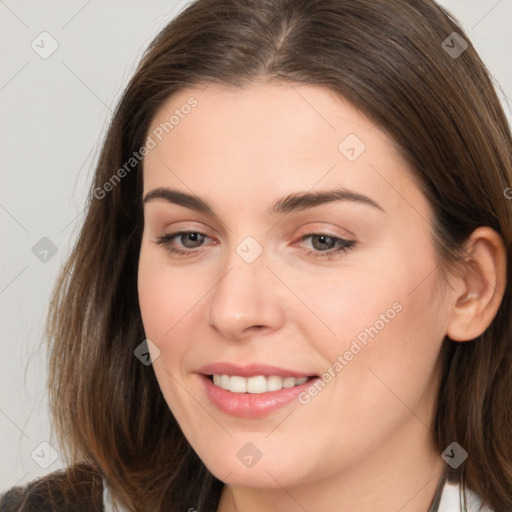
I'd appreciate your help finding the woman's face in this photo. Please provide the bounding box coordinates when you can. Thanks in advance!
[138,82,450,491]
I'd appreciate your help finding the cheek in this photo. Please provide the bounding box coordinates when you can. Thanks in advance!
[325,273,445,430]
[138,265,174,341]
[287,263,405,349]
[137,251,199,416]
[137,246,203,343]
[298,240,446,404]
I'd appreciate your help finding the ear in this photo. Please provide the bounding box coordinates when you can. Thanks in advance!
[446,226,507,342]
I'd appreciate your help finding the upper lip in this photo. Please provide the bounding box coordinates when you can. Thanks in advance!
[196,362,317,379]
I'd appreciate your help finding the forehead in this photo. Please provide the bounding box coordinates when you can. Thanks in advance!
[142,82,428,220]
[147,81,378,147]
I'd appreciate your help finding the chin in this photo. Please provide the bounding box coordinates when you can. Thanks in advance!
[210,464,297,489]
[198,442,312,489]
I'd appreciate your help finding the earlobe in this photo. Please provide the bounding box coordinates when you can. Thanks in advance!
[445,227,507,343]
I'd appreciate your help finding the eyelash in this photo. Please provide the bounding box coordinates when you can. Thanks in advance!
[154,231,356,261]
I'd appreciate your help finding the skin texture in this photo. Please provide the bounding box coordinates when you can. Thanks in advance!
[137,82,506,512]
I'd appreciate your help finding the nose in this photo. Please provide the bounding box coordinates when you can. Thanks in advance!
[206,246,285,341]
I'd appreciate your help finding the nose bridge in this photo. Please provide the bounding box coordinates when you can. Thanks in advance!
[207,236,283,338]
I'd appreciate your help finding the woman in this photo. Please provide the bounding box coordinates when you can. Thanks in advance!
[2,0,511,510]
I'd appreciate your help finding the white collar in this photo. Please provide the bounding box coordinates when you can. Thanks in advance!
[428,467,494,512]
[102,478,129,512]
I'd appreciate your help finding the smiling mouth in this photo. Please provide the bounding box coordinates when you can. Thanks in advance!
[208,374,317,394]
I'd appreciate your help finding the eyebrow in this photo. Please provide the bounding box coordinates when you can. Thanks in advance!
[142,187,385,217]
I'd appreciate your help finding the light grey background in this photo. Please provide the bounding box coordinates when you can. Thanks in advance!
[1,0,511,493]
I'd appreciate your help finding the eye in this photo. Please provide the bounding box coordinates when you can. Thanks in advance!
[299,233,356,260]
[154,231,211,256]
[154,230,356,261]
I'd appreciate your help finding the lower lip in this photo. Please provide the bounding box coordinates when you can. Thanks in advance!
[200,375,319,418]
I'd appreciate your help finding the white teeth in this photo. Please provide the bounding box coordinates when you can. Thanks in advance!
[220,374,230,389]
[229,375,247,393]
[211,374,310,393]
[247,376,267,394]
[282,377,296,388]
[267,375,283,392]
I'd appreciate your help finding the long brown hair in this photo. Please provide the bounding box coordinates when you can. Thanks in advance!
[45,0,512,510]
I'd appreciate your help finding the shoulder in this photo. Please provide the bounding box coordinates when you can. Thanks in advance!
[0,463,104,512]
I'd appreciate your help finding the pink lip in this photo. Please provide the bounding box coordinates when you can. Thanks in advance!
[199,375,319,418]
[196,362,315,379]
[196,363,319,418]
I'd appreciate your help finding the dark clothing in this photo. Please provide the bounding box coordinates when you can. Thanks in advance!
[0,464,103,512]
